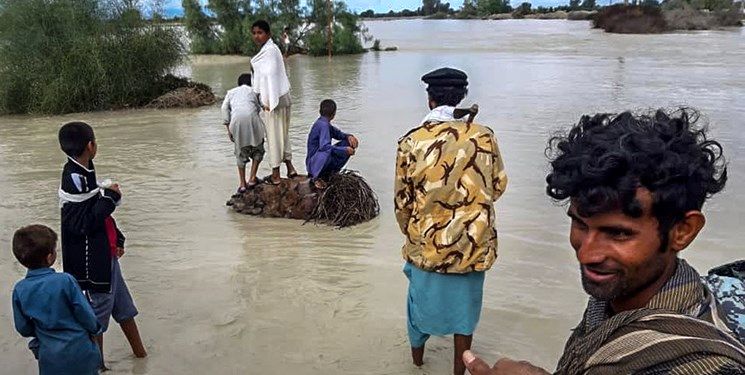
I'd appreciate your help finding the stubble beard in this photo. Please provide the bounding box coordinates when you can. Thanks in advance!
[581,271,628,301]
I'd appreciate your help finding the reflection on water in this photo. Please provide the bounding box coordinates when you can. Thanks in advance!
[1,19,744,374]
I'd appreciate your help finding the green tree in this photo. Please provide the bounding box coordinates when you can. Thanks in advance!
[182,0,219,54]
[569,0,581,9]
[423,0,452,14]
[439,2,453,12]
[580,0,597,9]
[306,0,365,56]
[0,0,185,114]
[207,0,245,54]
[181,0,366,57]
[477,0,512,14]
[460,0,479,16]
[422,0,437,14]
[512,1,532,17]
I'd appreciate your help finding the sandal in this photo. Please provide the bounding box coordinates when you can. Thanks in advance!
[262,175,281,185]
[231,186,247,198]
[287,171,299,179]
[247,180,258,189]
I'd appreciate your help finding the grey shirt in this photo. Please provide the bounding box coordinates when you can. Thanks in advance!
[221,85,266,149]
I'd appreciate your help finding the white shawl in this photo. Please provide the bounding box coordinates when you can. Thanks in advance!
[250,39,290,111]
[421,105,457,125]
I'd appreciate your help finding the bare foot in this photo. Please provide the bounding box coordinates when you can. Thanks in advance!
[119,319,147,358]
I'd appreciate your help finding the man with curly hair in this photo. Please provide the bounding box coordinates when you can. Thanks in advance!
[463,109,745,374]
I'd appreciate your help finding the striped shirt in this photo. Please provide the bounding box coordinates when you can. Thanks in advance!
[556,259,745,374]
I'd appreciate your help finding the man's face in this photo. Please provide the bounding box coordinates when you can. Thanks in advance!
[568,188,675,305]
[252,27,270,46]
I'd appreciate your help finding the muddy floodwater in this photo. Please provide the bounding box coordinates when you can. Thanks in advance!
[1,19,744,374]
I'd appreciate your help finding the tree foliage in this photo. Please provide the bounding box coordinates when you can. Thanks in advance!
[181,0,367,57]
[477,0,512,14]
[306,0,366,56]
[0,0,185,115]
[512,1,533,17]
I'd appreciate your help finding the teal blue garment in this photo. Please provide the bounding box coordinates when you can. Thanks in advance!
[12,268,102,375]
[403,262,485,347]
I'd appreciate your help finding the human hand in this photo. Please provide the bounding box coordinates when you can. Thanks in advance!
[116,247,125,258]
[347,135,359,149]
[463,351,550,375]
[228,131,234,143]
[263,105,270,112]
[346,147,356,156]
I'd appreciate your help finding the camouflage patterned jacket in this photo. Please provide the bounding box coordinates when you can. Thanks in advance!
[705,260,745,345]
[394,120,507,274]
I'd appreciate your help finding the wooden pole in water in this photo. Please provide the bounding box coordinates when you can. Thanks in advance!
[327,0,333,58]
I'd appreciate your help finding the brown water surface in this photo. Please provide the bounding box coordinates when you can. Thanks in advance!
[1,20,743,374]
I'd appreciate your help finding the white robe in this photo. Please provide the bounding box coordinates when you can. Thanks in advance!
[251,39,293,168]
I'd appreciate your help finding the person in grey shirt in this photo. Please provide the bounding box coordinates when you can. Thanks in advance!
[222,73,266,193]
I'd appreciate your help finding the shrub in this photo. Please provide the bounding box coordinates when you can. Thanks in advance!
[0,0,185,114]
[593,4,667,33]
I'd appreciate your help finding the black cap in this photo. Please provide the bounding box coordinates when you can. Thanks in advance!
[421,67,468,88]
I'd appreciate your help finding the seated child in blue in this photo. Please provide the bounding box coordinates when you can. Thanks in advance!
[305,99,359,189]
[11,224,102,375]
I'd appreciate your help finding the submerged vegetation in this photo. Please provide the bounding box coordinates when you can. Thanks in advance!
[0,0,191,115]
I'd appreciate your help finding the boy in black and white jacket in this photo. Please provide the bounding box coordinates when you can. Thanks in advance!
[58,121,146,368]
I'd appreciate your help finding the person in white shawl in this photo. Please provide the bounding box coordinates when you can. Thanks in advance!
[250,20,298,185]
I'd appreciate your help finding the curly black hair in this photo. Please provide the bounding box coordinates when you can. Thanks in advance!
[546,108,727,235]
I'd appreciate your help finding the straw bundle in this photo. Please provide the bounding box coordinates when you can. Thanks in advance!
[308,170,380,228]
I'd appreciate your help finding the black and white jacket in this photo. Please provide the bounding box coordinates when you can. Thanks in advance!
[59,157,123,293]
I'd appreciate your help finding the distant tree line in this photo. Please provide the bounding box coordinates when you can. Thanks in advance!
[360,0,601,19]
[182,0,370,57]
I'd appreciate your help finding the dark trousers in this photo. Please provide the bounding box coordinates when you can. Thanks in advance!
[319,139,351,180]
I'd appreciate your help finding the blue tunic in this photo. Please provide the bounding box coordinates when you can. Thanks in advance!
[12,268,102,375]
[306,116,351,179]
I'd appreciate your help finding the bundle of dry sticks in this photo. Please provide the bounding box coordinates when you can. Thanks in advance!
[308,170,380,228]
